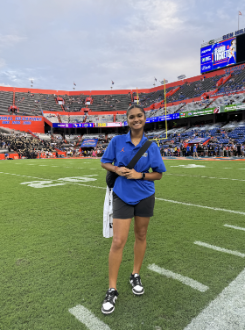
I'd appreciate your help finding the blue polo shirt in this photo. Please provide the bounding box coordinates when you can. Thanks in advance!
[101,132,166,205]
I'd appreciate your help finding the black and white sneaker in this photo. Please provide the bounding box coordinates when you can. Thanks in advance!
[129,273,144,295]
[101,288,119,315]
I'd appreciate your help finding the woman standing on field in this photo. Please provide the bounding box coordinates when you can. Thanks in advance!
[100,104,166,315]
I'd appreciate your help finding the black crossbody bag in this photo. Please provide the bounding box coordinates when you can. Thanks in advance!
[106,140,152,189]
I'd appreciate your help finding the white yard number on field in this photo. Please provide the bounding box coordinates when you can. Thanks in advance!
[58,176,97,183]
[21,176,97,188]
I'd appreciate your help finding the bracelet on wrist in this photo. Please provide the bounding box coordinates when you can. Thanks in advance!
[141,173,145,180]
[114,166,118,172]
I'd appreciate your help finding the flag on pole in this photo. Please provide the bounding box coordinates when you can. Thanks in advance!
[239,11,242,15]
[112,81,114,85]
[73,82,76,86]
[154,77,157,81]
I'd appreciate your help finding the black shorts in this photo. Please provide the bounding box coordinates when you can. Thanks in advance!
[113,192,155,219]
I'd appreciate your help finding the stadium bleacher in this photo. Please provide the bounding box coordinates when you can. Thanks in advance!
[216,67,245,95]
[61,93,132,112]
[15,92,61,116]
[0,91,13,115]
[86,114,114,123]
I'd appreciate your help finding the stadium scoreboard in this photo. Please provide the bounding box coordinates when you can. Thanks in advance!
[200,33,245,74]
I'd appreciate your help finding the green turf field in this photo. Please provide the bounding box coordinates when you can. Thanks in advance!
[0,158,245,330]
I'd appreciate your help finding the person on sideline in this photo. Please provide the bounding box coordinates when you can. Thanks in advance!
[100,104,166,315]
[193,144,198,158]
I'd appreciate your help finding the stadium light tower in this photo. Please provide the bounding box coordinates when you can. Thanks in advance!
[29,78,34,88]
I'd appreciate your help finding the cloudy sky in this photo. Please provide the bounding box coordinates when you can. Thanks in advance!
[0,0,244,91]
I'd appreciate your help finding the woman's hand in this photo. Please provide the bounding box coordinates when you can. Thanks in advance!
[115,167,131,177]
[124,168,142,180]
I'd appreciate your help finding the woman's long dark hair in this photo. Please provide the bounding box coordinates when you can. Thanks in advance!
[126,104,146,118]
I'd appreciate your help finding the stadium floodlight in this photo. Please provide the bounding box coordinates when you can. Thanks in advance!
[161,79,168,84]
[29,78,34,88]
[177,74,186,80]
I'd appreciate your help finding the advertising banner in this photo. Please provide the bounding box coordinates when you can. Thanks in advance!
[106,122,122,127]
[180,107,223,118]
[53,123,95,128]
[201,37,236,73]
[0,115,44,133]
[81,139,98,148]
[157,113,180,121]
[223,104,245,112]
[124,113,180,126]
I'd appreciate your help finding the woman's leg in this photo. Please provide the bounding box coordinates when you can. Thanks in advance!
[132,216,150,275]
[109,218,131,289]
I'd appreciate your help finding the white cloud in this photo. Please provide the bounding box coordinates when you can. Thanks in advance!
[0,0,244,90]
[0,58,6,69]
[0,34,26,49]
[0,82,11,87]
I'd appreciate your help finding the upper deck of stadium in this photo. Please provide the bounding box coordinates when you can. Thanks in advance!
[0,63,244,120]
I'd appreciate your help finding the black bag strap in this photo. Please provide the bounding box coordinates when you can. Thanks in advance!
[126,140,152,169]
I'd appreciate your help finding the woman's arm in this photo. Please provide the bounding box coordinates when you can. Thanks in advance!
[143,171,162,181]
[124,169,162,181]
[101,162,117,173]
[101,163,162,181]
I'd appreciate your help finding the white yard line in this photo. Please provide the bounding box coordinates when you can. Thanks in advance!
[224,224,245,232]
[0,172,45,180]
[155,198,245,216]
[165,173,245,183]
[183,267,245,330]
[148,264,209,292]
[77,183,106,189]
[194,241,245,258]
[69,305,111,330]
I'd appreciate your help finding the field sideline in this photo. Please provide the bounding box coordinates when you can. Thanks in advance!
[0,158,245,330]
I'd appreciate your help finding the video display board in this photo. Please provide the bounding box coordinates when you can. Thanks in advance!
[201,37,236,73]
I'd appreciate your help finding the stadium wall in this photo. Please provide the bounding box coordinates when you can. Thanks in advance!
[0,153,19,160]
